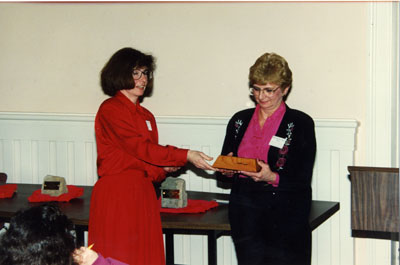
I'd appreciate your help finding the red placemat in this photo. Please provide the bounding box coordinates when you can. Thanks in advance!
[159,199,219,213]
[0,184,17,199]
[28,185,84,202]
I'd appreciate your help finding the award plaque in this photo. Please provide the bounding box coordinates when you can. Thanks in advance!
[212,155,261,172]
[41,175,68,197]
[160,177,187,208]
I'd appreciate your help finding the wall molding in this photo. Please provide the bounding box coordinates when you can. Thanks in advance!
[0,111,357,126]
[363,2,399,265]
[367,2,399,168]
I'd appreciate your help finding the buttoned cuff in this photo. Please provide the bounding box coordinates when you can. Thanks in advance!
[268,173,280,187]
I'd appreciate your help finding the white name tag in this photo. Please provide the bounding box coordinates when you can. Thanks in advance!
[146,120,152,131]
[269,136,286,149]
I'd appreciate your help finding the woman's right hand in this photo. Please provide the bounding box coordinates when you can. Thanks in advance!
[187,150,216,171]
[241,159,276,183]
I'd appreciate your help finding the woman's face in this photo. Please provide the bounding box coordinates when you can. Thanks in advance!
[121,66,149,103]
[252,83,288,113]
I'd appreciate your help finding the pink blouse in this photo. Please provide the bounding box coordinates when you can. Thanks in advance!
[237,102,286,186]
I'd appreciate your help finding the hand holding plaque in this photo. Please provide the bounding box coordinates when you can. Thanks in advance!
[212,155,261,172]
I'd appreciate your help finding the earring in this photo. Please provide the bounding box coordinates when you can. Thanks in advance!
[249,88,254,96]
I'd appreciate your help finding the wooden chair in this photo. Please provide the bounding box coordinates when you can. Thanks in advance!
[0,172,7,184]
[0,172,7,231]
[348,166,399,240]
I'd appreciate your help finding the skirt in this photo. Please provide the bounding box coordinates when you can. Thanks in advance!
[88,170,165,265]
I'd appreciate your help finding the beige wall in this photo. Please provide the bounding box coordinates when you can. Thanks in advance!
[0,2,369,163]
[0,2,367,117]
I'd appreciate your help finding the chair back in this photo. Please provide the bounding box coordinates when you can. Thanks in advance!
[0,172,7,230]
[0,172,7,184]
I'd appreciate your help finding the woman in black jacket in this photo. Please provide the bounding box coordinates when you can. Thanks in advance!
[218,52,316,265]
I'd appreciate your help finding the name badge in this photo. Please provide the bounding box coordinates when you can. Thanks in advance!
[146,120,152,131]
[269,136,286,149]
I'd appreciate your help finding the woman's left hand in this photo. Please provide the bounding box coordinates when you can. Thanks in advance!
[240,159,276,183]
[73,246,98,265]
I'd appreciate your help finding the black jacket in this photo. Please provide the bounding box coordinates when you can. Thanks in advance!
[219,104,317,191]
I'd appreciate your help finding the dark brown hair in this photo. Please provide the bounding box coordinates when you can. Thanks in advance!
[100,47,155,96]
[0,204,77,265]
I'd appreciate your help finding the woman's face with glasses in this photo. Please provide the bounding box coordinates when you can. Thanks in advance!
[251,83,288,113]
[121,67,150,103]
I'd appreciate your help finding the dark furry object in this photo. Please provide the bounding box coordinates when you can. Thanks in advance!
[0,203,78,265]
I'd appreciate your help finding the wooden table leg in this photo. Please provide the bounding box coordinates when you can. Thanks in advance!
[207,230,218,265]
[75,226,86,247]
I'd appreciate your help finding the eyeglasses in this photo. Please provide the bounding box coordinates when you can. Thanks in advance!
[250,85,281,96]
[132,69,152,80]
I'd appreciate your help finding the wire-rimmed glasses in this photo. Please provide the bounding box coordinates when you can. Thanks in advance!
[133,69,152,80]
[250,85,280,97]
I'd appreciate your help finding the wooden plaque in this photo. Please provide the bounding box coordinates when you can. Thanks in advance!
[212,155,261,172]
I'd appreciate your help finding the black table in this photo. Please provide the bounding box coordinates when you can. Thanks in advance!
[0,184,340,265]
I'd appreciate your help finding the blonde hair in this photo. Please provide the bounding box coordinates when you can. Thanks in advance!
[249,52,292,90]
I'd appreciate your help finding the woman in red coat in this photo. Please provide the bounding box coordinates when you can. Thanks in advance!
[88,47,215,265]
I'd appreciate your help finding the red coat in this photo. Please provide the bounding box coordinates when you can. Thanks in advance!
[89,91,188,265]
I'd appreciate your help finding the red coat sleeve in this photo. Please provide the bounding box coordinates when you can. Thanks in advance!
[96,101,188,168]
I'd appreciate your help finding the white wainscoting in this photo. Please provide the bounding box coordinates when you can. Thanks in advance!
[0,112,357,265]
